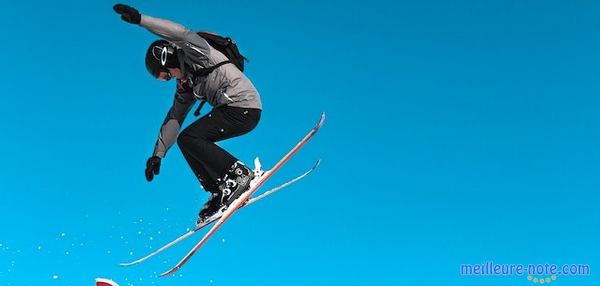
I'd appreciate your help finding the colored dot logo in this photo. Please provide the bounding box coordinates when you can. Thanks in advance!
[528,275,557,283]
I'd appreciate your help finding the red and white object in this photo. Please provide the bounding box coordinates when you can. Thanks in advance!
[96,278,119,286]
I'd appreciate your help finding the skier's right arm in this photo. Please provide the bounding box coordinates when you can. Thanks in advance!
[145,86,195,182]
[113,4,211,55]
[152,91,196,159]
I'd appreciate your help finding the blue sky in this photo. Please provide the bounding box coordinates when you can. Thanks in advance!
[0,0,599,285]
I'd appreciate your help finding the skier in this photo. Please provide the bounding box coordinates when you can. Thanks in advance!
[113,4,263,224]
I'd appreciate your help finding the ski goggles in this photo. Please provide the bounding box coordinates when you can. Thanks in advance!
[157,70,173,81]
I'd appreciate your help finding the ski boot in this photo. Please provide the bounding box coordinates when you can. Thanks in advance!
[196,160,262,226]
[217,161,255,210]
[196,182,224,225]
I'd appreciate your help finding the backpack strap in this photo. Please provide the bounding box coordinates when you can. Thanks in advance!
[192,60,232,77]
[193,100,207,117]
[190,60,232,117]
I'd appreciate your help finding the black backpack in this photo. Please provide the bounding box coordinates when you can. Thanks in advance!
[193,31,247,77]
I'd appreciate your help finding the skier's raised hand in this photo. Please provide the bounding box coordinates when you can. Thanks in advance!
[145,156,162,182]
[113,4,141,24]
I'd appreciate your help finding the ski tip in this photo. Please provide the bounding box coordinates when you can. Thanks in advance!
[313,159,321,169]
[118,261,136,267]
[317,112,326,128]
[159,267,179,277]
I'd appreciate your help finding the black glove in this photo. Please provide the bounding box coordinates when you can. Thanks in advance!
[113,4,141,24]
[145,156,162,182]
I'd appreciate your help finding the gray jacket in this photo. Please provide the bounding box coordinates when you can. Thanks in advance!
[139,15,262,158]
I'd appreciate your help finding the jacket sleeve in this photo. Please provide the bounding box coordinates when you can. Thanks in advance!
[139,14,211,56]
[152,91,196,158]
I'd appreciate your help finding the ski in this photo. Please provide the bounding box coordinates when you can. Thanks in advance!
[159,113,325,277]
[119,159,320,267]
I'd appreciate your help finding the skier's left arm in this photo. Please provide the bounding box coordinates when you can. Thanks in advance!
[113,4,211,56]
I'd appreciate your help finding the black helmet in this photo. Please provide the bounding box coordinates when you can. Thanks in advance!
[145,40,180,78]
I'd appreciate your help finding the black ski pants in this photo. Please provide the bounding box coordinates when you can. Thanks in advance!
[177,106,261,193]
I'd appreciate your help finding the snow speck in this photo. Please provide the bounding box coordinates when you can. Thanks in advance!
[129,251,134,256]
[149,237,154,241]
[37,245,42,251]
[52,275,59,280]
[221,238,226,243]
[60,233,66,237]
[209,279,214,283]
[138,231,143,235]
